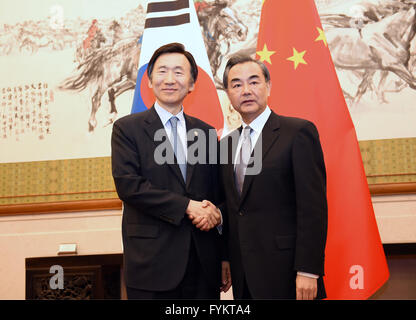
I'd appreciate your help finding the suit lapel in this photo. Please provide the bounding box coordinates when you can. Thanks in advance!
[239,112,281,202]
[221,128,242,202]
[143,106,186,187]
[184,114,197,189]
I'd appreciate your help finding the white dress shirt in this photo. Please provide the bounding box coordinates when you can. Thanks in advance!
[233,106,271,168]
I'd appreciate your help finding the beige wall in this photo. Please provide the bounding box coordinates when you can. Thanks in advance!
[373,194,416,244]
[0,193,415,300]
[0,210,123,299]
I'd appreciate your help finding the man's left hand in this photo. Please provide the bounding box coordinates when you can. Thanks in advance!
[296,274,317,300]
[220,261,232,293]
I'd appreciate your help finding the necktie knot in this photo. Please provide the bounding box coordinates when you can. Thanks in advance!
[243,126,252,139]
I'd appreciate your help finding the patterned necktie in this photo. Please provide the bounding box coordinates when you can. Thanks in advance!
[235,126,252,195]
[169,116,187,181]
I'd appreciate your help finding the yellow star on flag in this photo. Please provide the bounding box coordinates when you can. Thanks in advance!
[287,48,307,70]
[315,27,327,47]
[256,43,276,65]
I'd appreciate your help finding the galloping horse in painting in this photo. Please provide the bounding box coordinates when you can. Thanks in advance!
[59,37,140,132]
[323,2,416,104]
[197,1,248,88]
[59,2,249,132]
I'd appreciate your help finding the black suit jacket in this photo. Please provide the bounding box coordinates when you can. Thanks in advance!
[111,106,222,292]
[220,111,328,299]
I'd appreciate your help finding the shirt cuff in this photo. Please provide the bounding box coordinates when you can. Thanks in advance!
[297,272,319,279]
[216,208,223,235]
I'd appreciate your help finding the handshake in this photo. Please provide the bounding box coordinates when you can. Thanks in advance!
[186,200,222,231]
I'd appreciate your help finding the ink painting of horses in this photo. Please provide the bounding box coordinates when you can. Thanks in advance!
[317,0,416,140]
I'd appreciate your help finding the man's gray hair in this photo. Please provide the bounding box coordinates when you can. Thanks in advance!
[223,55,271,89]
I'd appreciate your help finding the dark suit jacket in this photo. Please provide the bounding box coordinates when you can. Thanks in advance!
[111,106,222,292]
[220,111,328,299]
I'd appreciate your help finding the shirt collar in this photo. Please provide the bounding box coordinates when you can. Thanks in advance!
[241,106,271,134]
[154,102,185,126]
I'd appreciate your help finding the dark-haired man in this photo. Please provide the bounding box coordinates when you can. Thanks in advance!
[111,42,231,299]
[220,54,328,299]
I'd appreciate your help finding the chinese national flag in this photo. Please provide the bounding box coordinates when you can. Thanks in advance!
[256,0,389,299]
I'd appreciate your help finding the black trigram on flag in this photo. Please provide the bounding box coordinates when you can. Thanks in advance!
[145,0,190,29]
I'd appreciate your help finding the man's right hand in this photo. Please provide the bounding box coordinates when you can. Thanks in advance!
[186,200,221,231]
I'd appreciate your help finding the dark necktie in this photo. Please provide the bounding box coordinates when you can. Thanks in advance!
[169,116,187,181]
[235,126,252,195]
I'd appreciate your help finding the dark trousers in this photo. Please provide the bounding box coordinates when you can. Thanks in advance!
[241,276,253,299]
[126,238,219,299]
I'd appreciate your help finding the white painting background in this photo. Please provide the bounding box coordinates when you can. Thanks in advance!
[1,0,415,164]
[317,0,416,141]
[0,44,134,161]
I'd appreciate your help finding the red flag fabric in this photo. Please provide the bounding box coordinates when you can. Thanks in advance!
[256,0,389,299]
